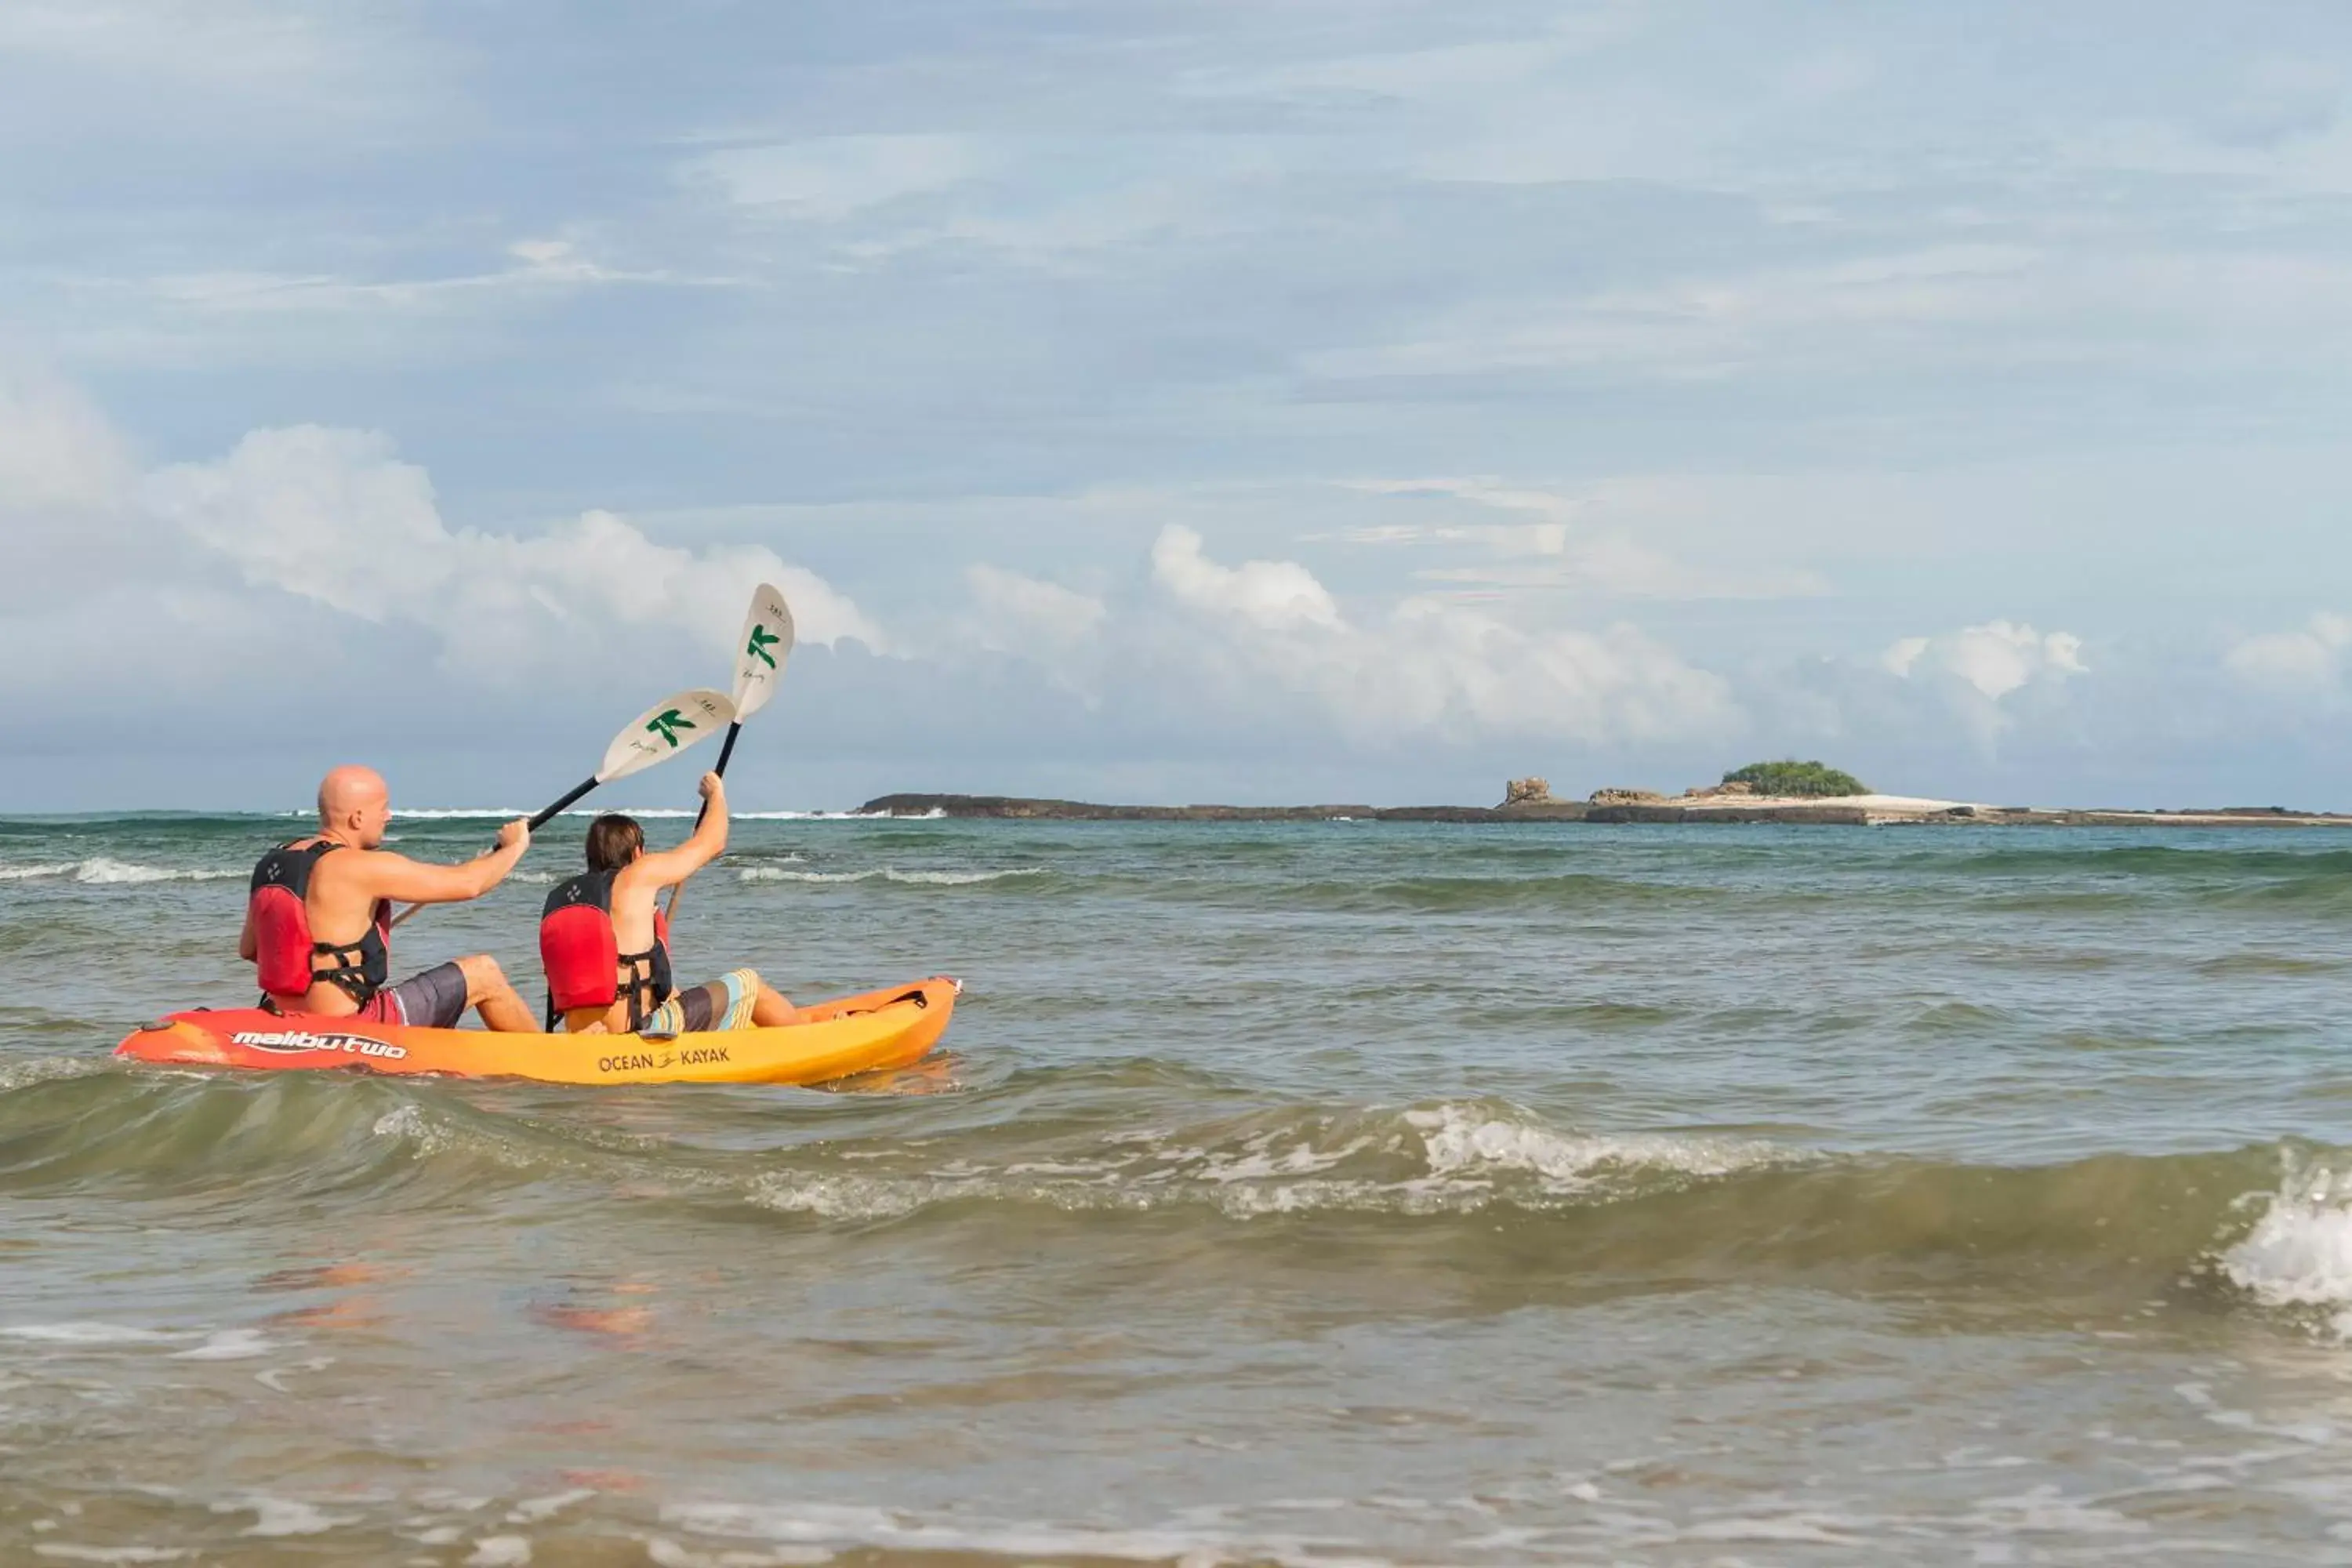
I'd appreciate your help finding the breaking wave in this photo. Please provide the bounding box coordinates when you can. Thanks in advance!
[12,1061,2352,1330]
[0,858,241,884]
[2220,1154,2352,1338]
[739,866,1047,886]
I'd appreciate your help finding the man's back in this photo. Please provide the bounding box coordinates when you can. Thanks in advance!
[241,764,535,1029]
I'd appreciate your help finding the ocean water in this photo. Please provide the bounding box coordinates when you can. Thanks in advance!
[7,814,2352,1565]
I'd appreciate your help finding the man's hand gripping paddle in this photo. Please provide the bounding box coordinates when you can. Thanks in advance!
[666,583,794,923]
[390,688,736,929]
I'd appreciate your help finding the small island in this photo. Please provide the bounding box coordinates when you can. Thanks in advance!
[860,760,2352,828]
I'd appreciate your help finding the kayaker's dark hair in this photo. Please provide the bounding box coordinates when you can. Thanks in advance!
[585,814,644,873]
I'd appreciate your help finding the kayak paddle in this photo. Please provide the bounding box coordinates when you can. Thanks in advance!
[667,583,795,921]
[390,687,737,928]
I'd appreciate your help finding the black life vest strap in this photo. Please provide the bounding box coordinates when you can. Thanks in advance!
[310,936,378,1004]
[260,838,387,1009]
[618,945,663,1033]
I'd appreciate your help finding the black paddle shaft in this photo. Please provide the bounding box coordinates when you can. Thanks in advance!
[684,721,745,832]
[528,775,601,833]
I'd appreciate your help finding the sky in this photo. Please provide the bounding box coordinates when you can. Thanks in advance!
[4,0,2351,811]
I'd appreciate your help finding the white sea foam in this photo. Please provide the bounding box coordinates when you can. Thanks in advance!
[1409,1104,1780,1192]
[372,1105,434,1145]
[739,866,1044,886]
[32,1547,192,1563]
[2,1323,181,1345]
[504,1490,594,1525]
[0,1058,109,1093]
[659,1499,1389,1568]
[746,1102,1790,1222]
[172,1329,280,1362]
[2,1322,282,1361]
[647,1538,830,1567]
[0,858,239,884]
[222,1497,357,1537]
[2221,1157,2352,1336]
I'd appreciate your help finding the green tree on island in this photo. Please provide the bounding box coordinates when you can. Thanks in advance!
[1722,760,1867,797]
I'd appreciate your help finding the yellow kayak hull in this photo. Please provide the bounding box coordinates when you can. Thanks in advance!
[114,977,959,1087]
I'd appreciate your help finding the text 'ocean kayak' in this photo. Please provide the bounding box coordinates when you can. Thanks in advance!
[114,977,958,1087]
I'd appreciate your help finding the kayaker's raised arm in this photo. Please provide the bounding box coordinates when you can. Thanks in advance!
[359,818,532,906]
[630,773,729,887]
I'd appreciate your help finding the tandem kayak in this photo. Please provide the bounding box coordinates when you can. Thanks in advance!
[114,977,959,1087]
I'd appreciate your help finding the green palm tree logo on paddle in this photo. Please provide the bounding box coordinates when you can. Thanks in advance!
[644,709,699,749]
[746,623,782,670]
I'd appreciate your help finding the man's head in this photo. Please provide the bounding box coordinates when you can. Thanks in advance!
[317,765,392,849]
[585,814,644,873]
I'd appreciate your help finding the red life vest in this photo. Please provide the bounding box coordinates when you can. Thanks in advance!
[539,869,673,1030]
[248,840,391,1009]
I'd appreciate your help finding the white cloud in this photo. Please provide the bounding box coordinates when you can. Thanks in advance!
[143,426,882,681]
[688,136,985,220]
[1884,620,2088,701]
[1127,524,1733,746]
[2226,613,2352,692]
[0,364,133,516]
[965,564,1106,654]
[1880,637,1933,678]
[129,242,688,319]
[1151,524,1342,632]
[1330,477,1829,600]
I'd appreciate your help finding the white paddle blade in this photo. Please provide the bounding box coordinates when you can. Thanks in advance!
[730,583,795,720]
[597,688,736,783]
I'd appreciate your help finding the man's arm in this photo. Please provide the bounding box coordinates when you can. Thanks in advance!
[361,818,532,906]
[627,774,730,889]
[238,907,257,962]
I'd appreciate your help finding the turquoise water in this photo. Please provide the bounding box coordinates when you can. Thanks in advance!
[7,814,2352,1563]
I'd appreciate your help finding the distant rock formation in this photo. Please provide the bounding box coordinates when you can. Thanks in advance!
[1682,780,1758,799]
[1500,777,1558,808]
[852,792,2352,829]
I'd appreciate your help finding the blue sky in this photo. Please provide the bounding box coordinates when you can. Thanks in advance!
[4,2,2350,811]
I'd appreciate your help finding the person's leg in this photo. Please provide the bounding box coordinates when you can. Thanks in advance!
[750,980,797,1027]
[713,967,795,1029]
[453,954,535,1033]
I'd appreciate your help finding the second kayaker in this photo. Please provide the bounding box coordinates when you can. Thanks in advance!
[538,772,800,1035]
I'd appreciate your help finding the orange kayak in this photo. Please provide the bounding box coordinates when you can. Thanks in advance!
[114,977,959,1087]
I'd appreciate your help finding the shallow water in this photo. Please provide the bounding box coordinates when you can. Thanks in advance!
[8,815,2352,1564]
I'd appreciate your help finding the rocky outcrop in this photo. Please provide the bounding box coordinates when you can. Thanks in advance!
[1588,787,1668,806]
[1501,776,1558,808]
[1682,780,1757,799]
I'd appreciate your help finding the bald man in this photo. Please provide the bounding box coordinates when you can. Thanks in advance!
[238,766,536,1031]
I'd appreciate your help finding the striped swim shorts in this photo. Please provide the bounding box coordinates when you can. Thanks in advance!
[641,967,762,1036]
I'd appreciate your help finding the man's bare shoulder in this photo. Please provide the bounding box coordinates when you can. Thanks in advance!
[309,844,434,895]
